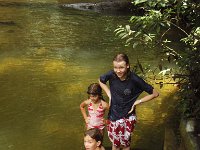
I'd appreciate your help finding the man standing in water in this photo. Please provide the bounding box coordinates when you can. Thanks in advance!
[99,53,159,150]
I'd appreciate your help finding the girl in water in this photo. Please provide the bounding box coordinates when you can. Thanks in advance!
[80,83,109,132]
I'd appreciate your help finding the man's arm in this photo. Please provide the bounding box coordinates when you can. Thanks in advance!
[98,79,111,105]
[128,89,159,114]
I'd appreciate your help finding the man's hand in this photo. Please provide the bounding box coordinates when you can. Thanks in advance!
[128,100,141,114]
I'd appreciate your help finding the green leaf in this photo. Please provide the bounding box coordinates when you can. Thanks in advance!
[134,0,147,5]
[121,33,129,39]
[144,34,152,42]
[125,25,130,32]
[118,33,126,38]
[156,26,160,33]
[194,39,198,45]
[134,32,141,37]
[159,69,170,76]
[114,27,123,32]
[115,29,125,36]
[126,37,133,44]
[132,42,138,48]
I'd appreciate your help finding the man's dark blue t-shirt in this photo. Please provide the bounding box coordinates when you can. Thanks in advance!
[100,70,153,121]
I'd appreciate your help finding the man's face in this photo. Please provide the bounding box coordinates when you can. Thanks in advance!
[113,60,129,80]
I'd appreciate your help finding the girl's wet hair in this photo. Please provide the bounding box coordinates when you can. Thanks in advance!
[113,53,131,73]
[84,128,103,146]
[113,53,129,65]
[87,83,102,96]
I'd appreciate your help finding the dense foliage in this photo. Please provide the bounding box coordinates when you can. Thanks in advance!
[115,0,200,118]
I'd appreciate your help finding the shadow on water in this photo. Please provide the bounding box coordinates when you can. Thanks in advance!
[129,84,180,150]
[0,1,58,8]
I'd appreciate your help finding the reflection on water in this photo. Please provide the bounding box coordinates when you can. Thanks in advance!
[0,1,180,150]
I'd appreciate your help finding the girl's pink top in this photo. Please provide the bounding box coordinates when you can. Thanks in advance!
[87,101,105,130]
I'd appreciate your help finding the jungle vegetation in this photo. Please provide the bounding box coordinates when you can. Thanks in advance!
[115,0,200,119]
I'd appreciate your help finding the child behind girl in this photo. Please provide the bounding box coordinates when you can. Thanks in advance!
[84,128,105,150]
[80,83,109,132]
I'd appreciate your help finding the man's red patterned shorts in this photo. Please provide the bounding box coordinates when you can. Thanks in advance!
[107,114,136,148]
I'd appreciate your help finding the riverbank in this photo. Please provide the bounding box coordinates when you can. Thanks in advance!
[179,118,200,150]
[164,118,200,150]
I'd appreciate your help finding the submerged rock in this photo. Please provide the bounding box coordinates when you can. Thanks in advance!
[62,3,96,11]
[0,21,16,26]
[61,1,133,14]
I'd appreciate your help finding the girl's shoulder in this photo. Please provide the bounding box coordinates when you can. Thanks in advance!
[100,146,105,150]
[84,99,92,105]
[101,100,109,109]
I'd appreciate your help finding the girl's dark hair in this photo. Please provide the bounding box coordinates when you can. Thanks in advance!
[87,83,102,96]
[113,53,131,73]
[84,128,103,146]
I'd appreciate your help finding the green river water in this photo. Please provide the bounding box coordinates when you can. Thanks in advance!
[0,0,180,149]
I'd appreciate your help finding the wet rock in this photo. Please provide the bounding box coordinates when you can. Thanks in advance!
[179,118,200,150]
[62,3,97,11]
[61,1,133,14]
[0,21,16,26]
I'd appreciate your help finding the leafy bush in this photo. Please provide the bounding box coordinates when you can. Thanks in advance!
[115,0,200,118]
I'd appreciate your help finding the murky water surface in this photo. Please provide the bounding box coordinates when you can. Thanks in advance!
[0,1,180,150]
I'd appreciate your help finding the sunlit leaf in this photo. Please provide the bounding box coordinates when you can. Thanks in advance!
[115,29,125,36]
[126,37,133,44]
[144,34,152,41]
[125,25,130,32]
[134,32,141,37]
[194,39,198,45]
[121,33,129,39]
[159,69,170,76]
[118,33,126,38]
[134,0,147,5]
[132,42,138,48]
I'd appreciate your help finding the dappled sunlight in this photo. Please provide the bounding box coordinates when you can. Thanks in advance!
[57,82,86,97]
[132,84,180,149]
[43,60,67,74]
[137,84,178,123]
[0,57,30,73]
[40,118,62,134]
[42,59,89,75]
[139,107,155,121]
[35,47,49,56]
[40,117,81,137]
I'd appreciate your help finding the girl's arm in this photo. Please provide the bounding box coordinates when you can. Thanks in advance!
[80,100,90,124]
[128,89,159,114]
[98,79,111,105]
[101,100,109,125]
[102,100,109,111]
